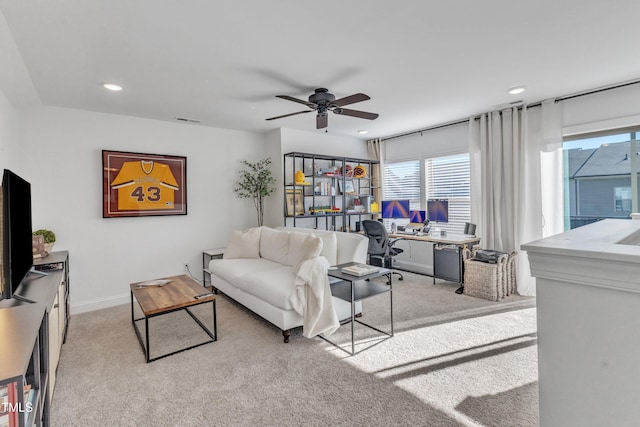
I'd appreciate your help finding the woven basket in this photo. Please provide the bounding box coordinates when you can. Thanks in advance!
[463,248,508,301]
[504,251,518,296]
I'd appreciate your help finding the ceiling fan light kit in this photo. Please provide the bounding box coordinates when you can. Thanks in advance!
[266,88,379,129]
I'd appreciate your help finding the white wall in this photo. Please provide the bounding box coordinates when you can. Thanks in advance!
[0,89,19,171]
[18,106,269,312]
[561,83,640,133]
[280,128,368,159]
[384,122,469,162]
[383,82,640,161]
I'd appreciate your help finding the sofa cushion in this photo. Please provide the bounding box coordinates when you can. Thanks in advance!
[316,231,337,266]
[287,232,322,271]
[209,258,282,285]
[235,265,297,310]
[259,227,290,265]
[224,227,261,259]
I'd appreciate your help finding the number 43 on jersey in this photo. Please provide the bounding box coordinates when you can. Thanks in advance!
[110,160,180,211]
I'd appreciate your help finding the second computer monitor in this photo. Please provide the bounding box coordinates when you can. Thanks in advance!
[381,199,410,219]
[427,199,449,223]
[409,210,426,223]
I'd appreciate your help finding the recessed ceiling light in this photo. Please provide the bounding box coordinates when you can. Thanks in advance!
[508,86,526,95]
[358,130,368,135]
[103,83,123,91]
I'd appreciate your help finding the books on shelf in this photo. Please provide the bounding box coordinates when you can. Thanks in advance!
[341,264,379,277]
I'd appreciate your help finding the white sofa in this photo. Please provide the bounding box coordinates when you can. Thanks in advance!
[208,226,368,342]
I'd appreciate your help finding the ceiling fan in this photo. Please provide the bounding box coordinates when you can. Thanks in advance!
[266,88,379,129]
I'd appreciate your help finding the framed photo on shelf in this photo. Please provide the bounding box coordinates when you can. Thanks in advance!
[338,180,356,194]
[102,150,187,218]
[285,189,305,216]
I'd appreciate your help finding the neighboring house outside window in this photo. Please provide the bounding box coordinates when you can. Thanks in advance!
[564,130,639,229]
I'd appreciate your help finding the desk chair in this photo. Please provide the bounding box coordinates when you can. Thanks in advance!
[361,220,404,283]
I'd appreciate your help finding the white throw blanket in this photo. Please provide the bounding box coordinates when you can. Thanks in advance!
[290,256,340,338]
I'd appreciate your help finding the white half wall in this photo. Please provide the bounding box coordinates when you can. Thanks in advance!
[18,106,269,313]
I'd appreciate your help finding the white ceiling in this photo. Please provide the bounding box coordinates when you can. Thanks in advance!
[2,1,640,139]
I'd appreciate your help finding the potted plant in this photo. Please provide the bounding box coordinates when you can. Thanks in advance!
[33,229,56,253]
[234,158,276,226]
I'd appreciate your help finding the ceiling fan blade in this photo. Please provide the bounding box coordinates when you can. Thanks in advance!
[334,108,379,120]
[316,114,328,129]
[276,95,316,108]
[332,93,370,107]
[265,110,311,121]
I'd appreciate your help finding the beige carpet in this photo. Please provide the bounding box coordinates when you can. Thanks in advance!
[51,272,538,426]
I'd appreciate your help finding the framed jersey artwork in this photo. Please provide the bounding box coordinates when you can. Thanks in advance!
[102,150,187,218]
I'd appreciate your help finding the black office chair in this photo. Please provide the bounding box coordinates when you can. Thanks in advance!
[361,220,404,283]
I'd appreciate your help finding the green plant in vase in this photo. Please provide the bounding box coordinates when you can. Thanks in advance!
[234,158,276,226]
[33,229,56,253]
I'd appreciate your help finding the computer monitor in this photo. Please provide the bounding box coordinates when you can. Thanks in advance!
[381,199,410,219]
[409,210,426,223]
[427,199,449,223]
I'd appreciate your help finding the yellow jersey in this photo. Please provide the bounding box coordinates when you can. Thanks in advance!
[110,161,180,211]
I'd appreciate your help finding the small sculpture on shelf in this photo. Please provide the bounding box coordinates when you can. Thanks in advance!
[294,170,310,185]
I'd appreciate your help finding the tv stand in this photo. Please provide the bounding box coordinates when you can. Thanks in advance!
[1,251,70,427]
[28,267,49,278]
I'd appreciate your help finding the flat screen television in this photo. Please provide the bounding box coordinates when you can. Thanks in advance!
[1,169,34,301]
[381,199,410,219]
[409,210,426,223]
[427,199,449,223]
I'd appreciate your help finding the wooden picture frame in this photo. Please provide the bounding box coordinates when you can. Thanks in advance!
[285,189,304,216]
[338,180,356,195]
[102,150,187,218]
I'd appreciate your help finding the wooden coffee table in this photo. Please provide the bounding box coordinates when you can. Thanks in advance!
[130,274,217,362]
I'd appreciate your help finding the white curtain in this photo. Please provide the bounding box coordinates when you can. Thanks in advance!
[367,138,384,205]
[469,102,563,296]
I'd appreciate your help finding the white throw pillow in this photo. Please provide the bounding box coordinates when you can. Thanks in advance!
[259,227,290,265]
[224,227,261,259]
[287,231,323,269]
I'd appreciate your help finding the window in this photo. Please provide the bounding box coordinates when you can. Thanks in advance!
[382,160,420,228]
[425,154,470,233]
[383,154,470,233]
[563,129,639,229]
[614,186,632,212]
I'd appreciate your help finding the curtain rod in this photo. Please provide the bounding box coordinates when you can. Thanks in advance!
[381,78,640,142]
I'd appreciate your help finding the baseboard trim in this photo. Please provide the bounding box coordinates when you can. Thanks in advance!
[71,294,129,314]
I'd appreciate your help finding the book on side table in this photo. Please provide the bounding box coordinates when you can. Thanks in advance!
[341,264,380,277]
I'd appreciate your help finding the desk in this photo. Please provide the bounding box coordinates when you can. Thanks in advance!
[388,232,480,285]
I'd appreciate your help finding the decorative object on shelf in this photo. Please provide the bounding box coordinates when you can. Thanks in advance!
[309,205,341,214]
[33,229,56,255]
[353,164,367,178]
[318,165,340,176]
[102,150,187,218]
[294,170,310,185]
[340,164,354,177]
[234,158,276,226]
[314,183,335,196]
[285,189,305,216]
[32,234,46,258]
[370,201,379,213]
[338,180,356,195]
